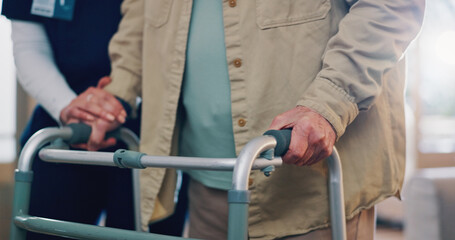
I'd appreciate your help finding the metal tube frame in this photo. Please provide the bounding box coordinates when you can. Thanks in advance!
[327,148,347,240]
[11,127,72,240]
[13,214,189,240]
[11,126,144,239]
[228,135,278,240]
[39,149,283,171]
[227,136,347,240]
[12,127,346,240]
[117,128,143,232]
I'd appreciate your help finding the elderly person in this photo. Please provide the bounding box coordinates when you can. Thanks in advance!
[62,0,425,239]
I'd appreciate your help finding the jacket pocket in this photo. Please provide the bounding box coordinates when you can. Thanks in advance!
[145,0,173,27]
[256,0,331,29]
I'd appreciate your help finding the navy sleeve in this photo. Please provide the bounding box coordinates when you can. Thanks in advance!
[1,0,43,22]
[116,97,133,118]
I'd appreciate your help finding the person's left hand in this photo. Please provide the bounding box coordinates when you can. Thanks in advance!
[86,117,122,151]
[268,106,336,166]
[64,113,122,151]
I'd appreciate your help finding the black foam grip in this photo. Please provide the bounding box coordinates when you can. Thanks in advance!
[263,129,292,156]
[67,123,122,145]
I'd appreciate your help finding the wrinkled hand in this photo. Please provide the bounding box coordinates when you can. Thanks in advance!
[85,117,122,151]
[65,118,121,151]
[60,76,126,124]
[61,76,126,150]
[269,106,336,166]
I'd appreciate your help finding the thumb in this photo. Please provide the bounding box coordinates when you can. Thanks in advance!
[97,76,112,89]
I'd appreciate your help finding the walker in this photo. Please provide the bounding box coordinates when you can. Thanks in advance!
[10,123,347,240]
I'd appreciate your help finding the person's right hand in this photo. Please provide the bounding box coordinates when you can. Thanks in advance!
[60,76,127,124]
[268,106,336,166]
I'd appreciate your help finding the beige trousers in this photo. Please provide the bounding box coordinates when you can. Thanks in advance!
[188,179,376,240]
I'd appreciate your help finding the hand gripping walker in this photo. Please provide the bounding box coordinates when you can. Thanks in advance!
[11,123,346,240]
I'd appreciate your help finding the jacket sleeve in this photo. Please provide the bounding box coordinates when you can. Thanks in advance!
[105,0,144,115]
[297,0,425,138]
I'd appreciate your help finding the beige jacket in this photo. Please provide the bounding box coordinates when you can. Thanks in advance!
[105,0,424,238]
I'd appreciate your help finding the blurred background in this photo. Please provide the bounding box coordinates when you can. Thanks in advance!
[1,0,455,239]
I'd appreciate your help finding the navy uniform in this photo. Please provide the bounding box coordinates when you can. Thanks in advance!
[1,0,186,238]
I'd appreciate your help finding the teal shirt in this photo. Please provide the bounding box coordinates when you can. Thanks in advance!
[179,0,236,190]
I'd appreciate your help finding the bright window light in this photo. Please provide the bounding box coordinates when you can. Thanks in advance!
[436,30,455,65]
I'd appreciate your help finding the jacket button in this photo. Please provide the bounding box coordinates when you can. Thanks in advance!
[229,0,237,7]
[233,58,242,68]
[238,118,247,127]
[248,178,254,187]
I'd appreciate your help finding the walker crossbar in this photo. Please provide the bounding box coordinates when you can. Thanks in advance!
[38,149,283,171]
[14,214,192,240]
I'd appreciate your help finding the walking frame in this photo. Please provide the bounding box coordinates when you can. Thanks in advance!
[10,123,347,240]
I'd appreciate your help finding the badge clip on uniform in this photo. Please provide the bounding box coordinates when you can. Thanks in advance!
[31,0,76,21]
